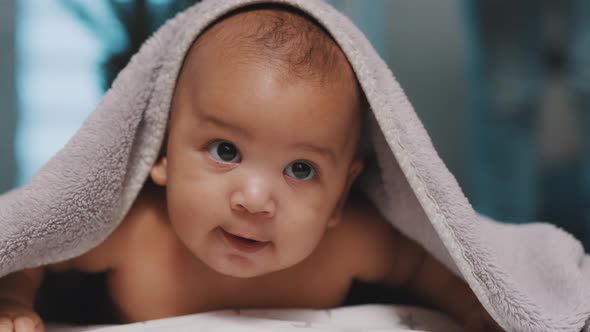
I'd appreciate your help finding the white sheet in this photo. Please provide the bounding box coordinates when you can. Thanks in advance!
[47,304,461,332]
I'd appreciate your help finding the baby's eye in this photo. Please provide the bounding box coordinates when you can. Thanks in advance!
[284,161,316,181]
[208,140,241,163]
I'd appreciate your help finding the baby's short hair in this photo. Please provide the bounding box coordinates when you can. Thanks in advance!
[196,3,349,84]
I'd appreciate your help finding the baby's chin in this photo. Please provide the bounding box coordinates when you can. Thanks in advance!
[202,252,301,279]
[199,253,269,278]
[216,266,271,279]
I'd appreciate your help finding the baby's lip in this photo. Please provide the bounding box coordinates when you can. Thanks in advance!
[221,227,269,242]
[220,228,271,254]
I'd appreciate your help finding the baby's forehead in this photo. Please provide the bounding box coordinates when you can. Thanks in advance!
[173,4,364,135]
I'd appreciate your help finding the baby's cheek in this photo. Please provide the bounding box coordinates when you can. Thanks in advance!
[279,209,327,250]
[167,184,204,224]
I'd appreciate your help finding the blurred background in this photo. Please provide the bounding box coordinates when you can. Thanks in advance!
[0,0,588,249]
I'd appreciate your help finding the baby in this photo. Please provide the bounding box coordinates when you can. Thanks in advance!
[0,5,502,332]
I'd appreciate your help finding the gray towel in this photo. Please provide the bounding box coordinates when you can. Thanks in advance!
[1,1,589,331]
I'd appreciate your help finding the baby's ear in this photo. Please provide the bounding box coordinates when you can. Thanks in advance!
[347,159,364,185]
[149,157,168,186]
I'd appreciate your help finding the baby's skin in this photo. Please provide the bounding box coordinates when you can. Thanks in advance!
[0,6,503,332]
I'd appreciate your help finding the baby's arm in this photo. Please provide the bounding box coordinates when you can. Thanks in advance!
[0,267,45,332]
[389,240,498,329]
[343,200,502,331]
[0,214,132,332]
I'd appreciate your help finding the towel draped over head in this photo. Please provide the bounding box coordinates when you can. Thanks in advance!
[1,1,590,331]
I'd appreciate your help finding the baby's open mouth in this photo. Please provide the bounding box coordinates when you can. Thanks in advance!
[220,228,270,253]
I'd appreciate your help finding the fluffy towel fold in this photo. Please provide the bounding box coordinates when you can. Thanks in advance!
[1,1,590,331]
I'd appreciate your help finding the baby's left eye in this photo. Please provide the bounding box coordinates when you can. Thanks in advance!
[207,140,241,163]
[284,161,316,181]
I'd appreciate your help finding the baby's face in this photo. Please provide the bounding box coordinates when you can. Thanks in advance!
[151,37,362,278]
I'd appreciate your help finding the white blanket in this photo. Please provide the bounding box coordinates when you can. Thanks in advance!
[48,305,460,332]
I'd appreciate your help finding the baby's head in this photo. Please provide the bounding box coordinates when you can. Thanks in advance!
[150,4,365,278]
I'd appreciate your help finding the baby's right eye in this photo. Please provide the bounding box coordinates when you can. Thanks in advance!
[207,140,241,163]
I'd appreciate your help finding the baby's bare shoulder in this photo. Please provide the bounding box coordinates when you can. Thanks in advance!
[48,190,165,273]
[335,199,425,286]
[333,199,396,280]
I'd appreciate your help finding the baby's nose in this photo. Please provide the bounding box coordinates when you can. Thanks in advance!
[230,178,276,218]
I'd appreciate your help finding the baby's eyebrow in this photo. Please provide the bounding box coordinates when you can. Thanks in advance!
[199,114,253,139]
[291,142,336,163]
